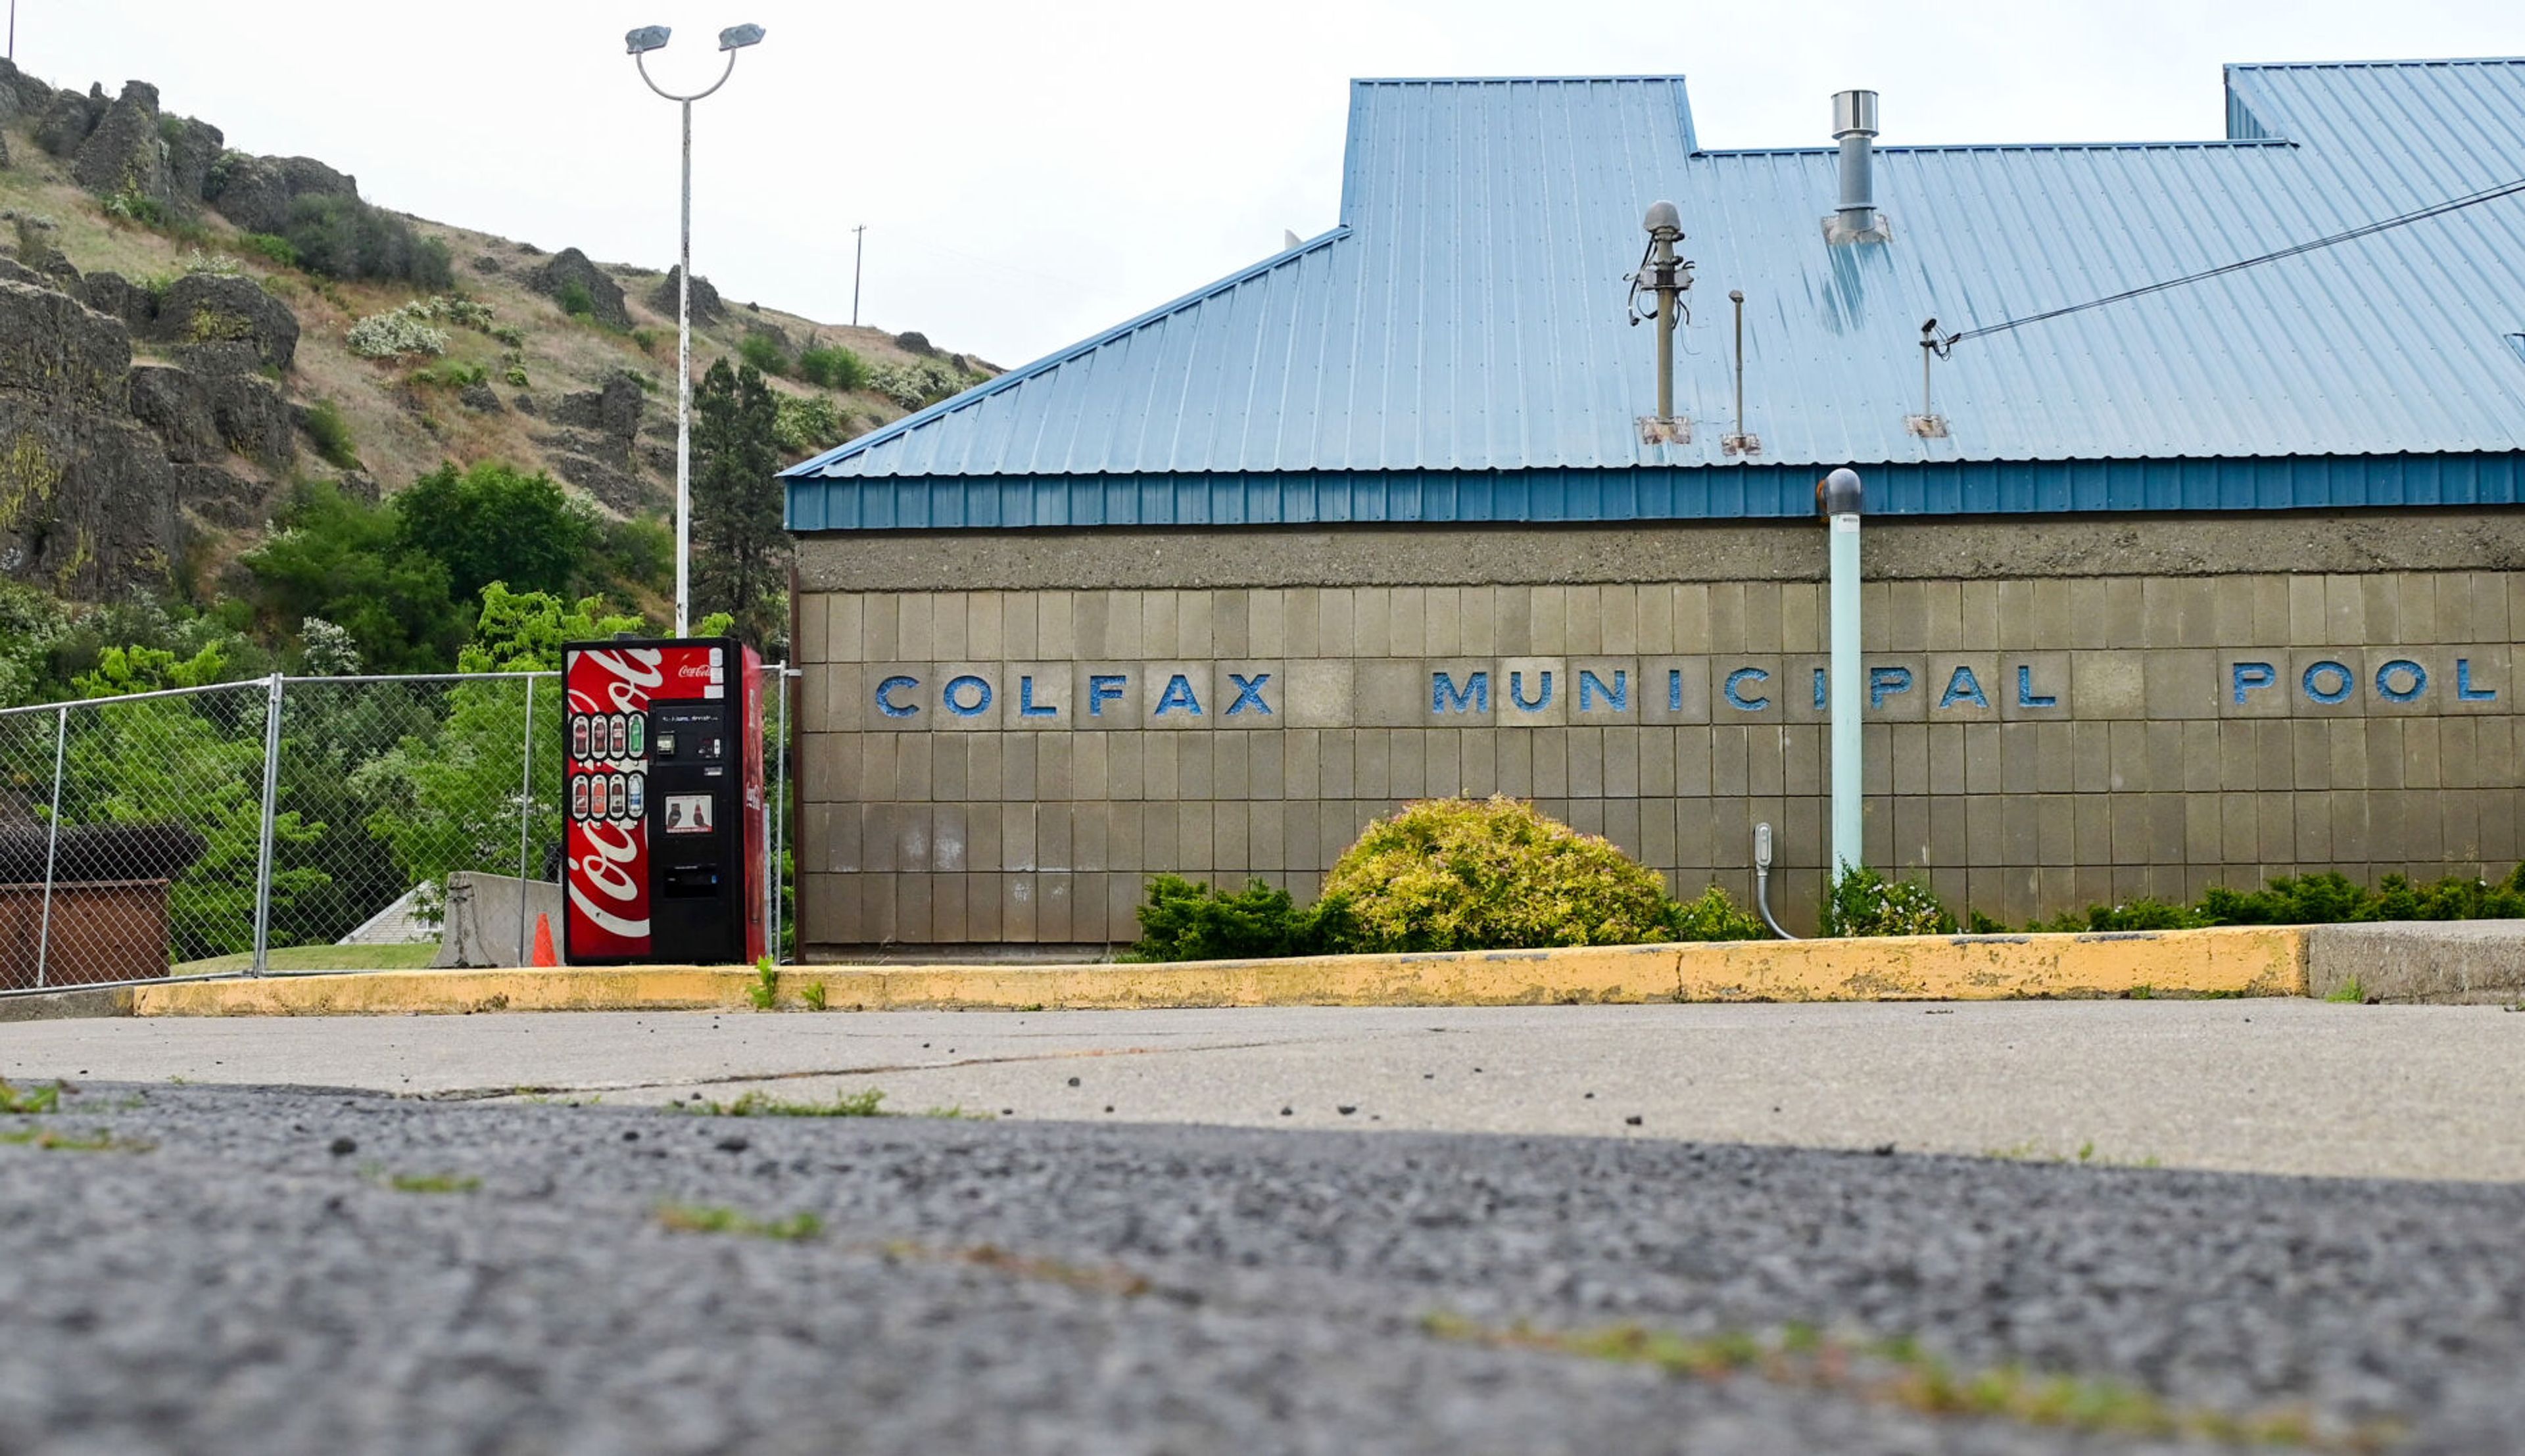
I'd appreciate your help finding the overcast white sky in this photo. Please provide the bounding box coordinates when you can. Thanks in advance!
[17,1,2525,365]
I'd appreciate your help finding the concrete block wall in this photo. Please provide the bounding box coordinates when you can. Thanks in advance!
[790,513,2525,959]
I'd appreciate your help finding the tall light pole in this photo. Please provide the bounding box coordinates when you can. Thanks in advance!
[850,223,866,328]
[627,20,765,638]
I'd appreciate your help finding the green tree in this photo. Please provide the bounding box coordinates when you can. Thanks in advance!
[64,651,326,962]
[690,358,790,646]
[241,481,466,672]
[394,461,596,604]
[354,587,642,904]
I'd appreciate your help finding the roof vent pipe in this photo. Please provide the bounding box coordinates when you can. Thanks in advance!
[1832,89,1879,235]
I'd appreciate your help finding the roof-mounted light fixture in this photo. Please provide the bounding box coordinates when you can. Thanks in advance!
[1627,200,1694,445]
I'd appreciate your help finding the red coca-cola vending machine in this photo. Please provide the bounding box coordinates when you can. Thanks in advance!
[560,636,766,965]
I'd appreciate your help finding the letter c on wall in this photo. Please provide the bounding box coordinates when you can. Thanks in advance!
[1723,667,1769,711]
[876,676,921,718]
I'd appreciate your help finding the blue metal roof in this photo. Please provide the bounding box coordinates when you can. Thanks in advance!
[787,59,2525,523]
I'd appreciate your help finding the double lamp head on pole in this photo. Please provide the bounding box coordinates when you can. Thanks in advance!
[625,20,765,639]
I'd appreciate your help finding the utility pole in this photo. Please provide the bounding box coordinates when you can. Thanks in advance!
[8,0,18,63]
[850,224,866,328]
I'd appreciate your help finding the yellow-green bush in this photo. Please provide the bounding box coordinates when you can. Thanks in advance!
[1321,795,1675,951]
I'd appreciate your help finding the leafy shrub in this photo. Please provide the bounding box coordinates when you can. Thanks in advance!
[2027,897,2205,933]
[302,399,359,469]
[408,360,488,389]
[556,279,594,317]
[394,461,596,603]
[490,323,525,348]
[239,232,299,268]
[1821,866,1957,937]
[347,307,448,358]
[101,190,166,226]
[631,326,663,355]
[1666,884,1764,942]
[1119,876,1353,962]
[281,195,452,288]
[1322,796,1675,951]
[738,331,791,377]
[796,343,869,392]
[867,359,976,410]
[772,392,848,454]
[503,365,529,387]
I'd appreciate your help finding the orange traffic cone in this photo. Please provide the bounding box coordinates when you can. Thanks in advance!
[530,912,559,968]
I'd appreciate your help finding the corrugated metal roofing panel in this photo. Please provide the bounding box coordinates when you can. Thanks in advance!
[786,59,2525,488]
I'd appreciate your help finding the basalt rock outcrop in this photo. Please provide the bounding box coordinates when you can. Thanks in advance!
[539,371,647,511]
[145,272,299,371]
[646,265,724,325]
[71,81,174,205]
[201,152,358,235]
[531,248,630,331]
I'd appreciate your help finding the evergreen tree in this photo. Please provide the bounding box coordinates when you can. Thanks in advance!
[690,358,789,647]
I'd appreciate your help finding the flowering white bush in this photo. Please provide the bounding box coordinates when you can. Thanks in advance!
[866,359,974,410]
[346,304,450,359]
[181,249,242,276]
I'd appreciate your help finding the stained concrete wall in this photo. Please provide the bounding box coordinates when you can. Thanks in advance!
[790,511,2525,960]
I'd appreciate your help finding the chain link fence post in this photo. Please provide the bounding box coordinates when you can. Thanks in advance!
[34,704,68,989]
[250,671,283,977]
[516,674,537,966]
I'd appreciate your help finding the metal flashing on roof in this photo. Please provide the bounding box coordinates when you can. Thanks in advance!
[787,58,2525,532]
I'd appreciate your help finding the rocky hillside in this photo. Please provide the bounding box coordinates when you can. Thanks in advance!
[0,62,992,603]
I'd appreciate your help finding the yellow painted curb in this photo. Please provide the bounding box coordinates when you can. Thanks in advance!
[127,926,2307,1016]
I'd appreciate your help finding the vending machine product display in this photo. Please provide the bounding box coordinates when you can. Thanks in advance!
[560,636,767,965]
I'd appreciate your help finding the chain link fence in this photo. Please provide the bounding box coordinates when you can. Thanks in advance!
[0,665,791,993]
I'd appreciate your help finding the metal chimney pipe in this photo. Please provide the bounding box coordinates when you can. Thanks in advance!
[1832,89,1879,234]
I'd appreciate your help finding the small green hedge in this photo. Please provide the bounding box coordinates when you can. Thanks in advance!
[1123,797,1760,962]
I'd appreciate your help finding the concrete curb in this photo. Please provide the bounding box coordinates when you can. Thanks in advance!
[2303,920,2525,1004]
[110,926,2309,1016]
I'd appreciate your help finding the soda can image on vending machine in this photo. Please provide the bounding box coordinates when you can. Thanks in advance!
[571,715,590,761]
[571,773,589,820]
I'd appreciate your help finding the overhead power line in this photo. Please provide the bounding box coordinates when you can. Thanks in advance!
[1929,173,2525,353]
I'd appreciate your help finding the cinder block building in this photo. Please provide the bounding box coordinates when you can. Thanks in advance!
[782,59,2525,960]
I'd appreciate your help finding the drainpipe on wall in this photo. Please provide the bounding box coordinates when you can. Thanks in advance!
[1821,467,1865,878]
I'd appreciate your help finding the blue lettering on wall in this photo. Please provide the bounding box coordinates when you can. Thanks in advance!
[1868,666,1913,710]
[2016,665,2058,709]
[1434,671,1489,713]
[1723,667,1769,712]
[1155,674,1204,715]
[1814,669,1829,711]
[2458,658,2499,701]
[2232,661,2276,704]
[2303,660,2353,704]
[1579,669,1627,713]
[1088,674,1128,716]
[1510,670,1554,713]
[877,675,921,718]
[1669,669,1685,712]
[2375,659,2427,703]
[1019,675,1058,717]
[943,675,993,716]
[1938,666,1988,710]
[1227,672,1274,715]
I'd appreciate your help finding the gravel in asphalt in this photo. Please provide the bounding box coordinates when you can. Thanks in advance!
[1,1083,2520,1454]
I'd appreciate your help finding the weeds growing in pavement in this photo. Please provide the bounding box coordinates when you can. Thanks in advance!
[2326,978,2367,1004]
[749,958,779,1010]
[387,1172,482,1194]
[1982,1141,2163,1169]
[0,1127,154,1152]
[657,1204,823,1241]
[1418,1315,2382,1449]
[685,1089,889,1117]
[0,1079,62,1114]
[884,1241,1153,1298]
[800,981,828,1012]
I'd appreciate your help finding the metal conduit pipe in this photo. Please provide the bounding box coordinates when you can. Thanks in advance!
[1753,822,1795,939]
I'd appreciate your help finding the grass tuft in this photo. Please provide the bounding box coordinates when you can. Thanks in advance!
[0,1079,64,1115]
[1420,1315,2377,1449]
[386,1171,482,1194]
[1,1127,155,1153]
[657,1203,823,1241]
[2325,977,2367,1004]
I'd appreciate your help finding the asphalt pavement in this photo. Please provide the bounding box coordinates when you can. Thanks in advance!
[5,1000,2522,1179]
[1,1083,2520,1454]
